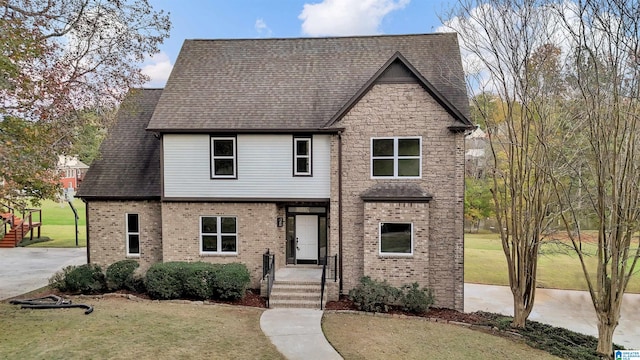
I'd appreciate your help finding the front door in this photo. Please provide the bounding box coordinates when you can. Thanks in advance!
[295,215,318,263]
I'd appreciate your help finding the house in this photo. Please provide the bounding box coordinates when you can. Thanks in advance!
[465,127,487,178]
[58,155,89,191]
[77,34,473,310]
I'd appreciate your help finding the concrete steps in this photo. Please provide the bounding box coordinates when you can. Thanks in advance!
[269,282,325,309]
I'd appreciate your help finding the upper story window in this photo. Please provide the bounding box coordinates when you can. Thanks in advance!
[294,137,312,176]
[371,137,422,178]
[211,137,237,179]
[126,213,140,257]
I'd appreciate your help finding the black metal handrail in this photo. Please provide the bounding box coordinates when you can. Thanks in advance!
[320,254,338,310]
[262,251,275,307]
[320,256,327,309]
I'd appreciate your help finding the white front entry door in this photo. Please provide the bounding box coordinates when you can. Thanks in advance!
[296,215,318,261]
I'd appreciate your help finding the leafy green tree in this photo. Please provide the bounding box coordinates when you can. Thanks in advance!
[0,0,170,206]
[464,177,494,232]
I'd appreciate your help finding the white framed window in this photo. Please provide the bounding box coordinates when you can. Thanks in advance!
[200,216,238,254]
[210,137,237,179]
[371,137,422,178]
[126,213,140,257]
[379,222,413,255]
[294,137,312,176]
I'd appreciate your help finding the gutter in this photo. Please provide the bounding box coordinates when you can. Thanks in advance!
[338,131,343,293]
[82,199,90,264]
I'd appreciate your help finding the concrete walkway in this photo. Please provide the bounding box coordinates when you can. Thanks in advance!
[0,247,87,300]
[260,308,342,360]
[464,283,640,349]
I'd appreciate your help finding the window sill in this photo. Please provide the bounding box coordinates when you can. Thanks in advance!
[200,252,238,257]
[126,254,140,259]
[378,253,413,258]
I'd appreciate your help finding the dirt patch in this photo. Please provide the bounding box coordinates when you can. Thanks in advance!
[545,230,598,244]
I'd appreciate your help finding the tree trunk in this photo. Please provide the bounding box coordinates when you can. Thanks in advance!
[596,319,615,359]
[511,292,530,328]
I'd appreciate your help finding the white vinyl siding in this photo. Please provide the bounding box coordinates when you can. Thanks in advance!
[164,134,331,199]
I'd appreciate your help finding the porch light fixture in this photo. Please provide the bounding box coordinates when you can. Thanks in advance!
[277,217,284,227]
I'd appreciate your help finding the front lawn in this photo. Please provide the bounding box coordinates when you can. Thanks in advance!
[322,312,560,360]
[0,298,283,360]
[1,296,572,359]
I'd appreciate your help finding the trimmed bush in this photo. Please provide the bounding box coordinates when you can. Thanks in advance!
[105,260,140,291]
[49,264,105,294]
[400,282,434,314]
[211,263,250,300]
[181,262,221,300]
[348,276,401,313]
[144,262,183,300]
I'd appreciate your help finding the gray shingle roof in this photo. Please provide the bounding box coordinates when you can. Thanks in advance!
[77,89,162,199]
[147,34,470,132]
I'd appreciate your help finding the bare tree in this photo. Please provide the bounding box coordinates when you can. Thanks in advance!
[550,0,640,355]
[444,0,558,328]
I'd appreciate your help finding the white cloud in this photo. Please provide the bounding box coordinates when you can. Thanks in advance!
[299,0,410,37]
[255,18,273,37]
[142,52,173,88]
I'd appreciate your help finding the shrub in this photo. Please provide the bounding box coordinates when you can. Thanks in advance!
[400,283,434,314]
[211,263,250,300]
[49,266,74,292]
[128,267,147,293]
[181,262,221,300]
[144,262,183,300]
[105,260,140,291]
[348,276,401,313]
[49,264,105,294]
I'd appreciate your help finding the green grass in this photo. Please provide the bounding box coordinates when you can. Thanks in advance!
[465,233,640,293]
[322,312,560,360]
[0,299,283,359]
[31,199,86,226]
[19,199,86,248]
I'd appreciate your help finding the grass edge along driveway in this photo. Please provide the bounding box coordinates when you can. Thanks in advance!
[322,312,560,360]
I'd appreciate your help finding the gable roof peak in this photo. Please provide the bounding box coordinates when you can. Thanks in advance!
[324,51,473,129]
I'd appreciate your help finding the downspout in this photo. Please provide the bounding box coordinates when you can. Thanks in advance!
[338,131,343,293]
[83,199,90,264]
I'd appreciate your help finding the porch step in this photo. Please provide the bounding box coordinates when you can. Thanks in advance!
[0,223,29,248]
[269,282,325,309]
[268,299,322,309]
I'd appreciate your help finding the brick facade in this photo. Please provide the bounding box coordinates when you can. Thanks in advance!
[330,83,465,310]
[85,84,465,310]
[87,200,163,271]
[161,202,286,288]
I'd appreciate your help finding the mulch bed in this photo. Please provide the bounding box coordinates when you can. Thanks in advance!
[11,289,482,324]
[324,295,486,324]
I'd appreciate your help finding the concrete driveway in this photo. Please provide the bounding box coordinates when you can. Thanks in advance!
[0,247,87,300]
[465,283,640,349]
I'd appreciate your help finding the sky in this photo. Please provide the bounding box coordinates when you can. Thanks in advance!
[141,0,455,87]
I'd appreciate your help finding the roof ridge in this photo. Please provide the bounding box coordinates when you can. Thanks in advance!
[186,33,454,42]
